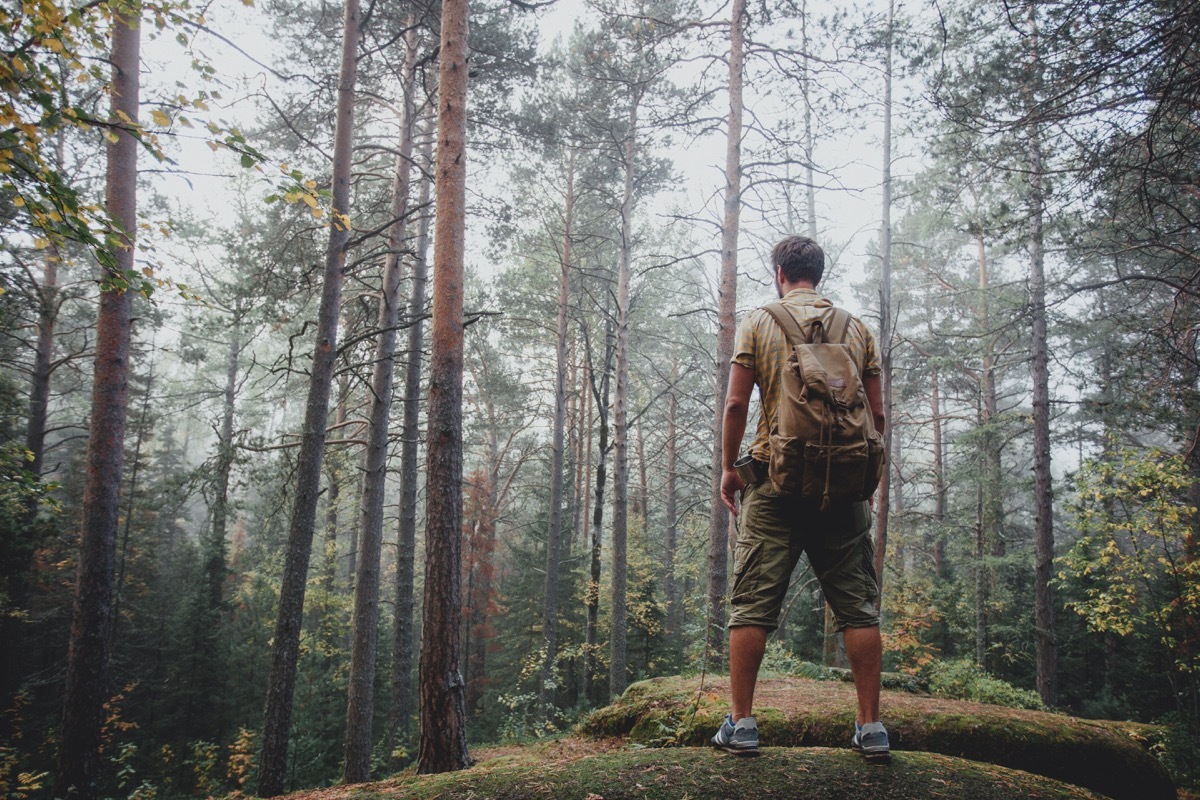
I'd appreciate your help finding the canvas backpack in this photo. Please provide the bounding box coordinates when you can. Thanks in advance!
[762,302,885,509]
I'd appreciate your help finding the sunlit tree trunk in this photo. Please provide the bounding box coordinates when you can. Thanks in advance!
[708,0,745,669]
[257,0,360,793]
[55,8,140,799]
[417,0,471,771]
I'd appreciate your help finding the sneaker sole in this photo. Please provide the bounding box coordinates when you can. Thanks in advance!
[860,748,891,764]
[715,744,760,757]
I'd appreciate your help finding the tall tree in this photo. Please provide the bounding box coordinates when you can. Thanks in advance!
[540,149,575,716]
[417,0,471,772]
[389,117,433,766]
[343,30,420,782]
[257,0,361,793]
[54,6,141,799]
[706,0,745,669]
[1024,2,1056,707]
[874,0,895,590]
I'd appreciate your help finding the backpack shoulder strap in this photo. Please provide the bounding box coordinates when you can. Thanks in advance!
[825,307,852,344]
[762,302,808,347]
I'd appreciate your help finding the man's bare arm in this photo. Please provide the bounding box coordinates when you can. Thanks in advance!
[720,363,756,514]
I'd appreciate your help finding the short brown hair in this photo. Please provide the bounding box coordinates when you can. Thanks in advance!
[771,235,824,286]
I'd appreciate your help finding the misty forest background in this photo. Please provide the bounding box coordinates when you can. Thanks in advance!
[2,0,1199,796]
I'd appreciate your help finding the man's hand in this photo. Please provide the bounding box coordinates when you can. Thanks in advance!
[721,468,745,515]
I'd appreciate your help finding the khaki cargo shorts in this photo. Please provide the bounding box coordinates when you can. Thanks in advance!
[729,477,880,632]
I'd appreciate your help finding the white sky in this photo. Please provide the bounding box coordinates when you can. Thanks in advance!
[140,0,914,323]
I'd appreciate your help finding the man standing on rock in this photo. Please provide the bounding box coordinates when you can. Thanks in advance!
[710,235,890,762]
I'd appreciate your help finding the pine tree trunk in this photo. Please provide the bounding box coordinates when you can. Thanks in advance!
[257,0,360,793]
[610,97,639,700]
[874,0,894,591]
[55,8,140,799]
[207,323,240,608]
[540,152,574,716]
[584,324,612,706]
[708,0,745,669]
[930,364,945,575]
[975,232,1002,668]
[388,122,432,765]
[1026,3,1057,708]
[417,0,471,771]
[801,0,817,239]
[664,375,679,639]
[344,61,417,783]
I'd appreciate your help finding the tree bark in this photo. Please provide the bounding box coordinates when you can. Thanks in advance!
[930,364,945,575]
[584,321,613,705]
[801,0,818,239]
[708,0,745,670]
[1026,3,1057,707]
[874,0,895,592]
[257,0,360,793]
[55,8,140,799]
[540,151,574,716]
[207,322,241,610]
[343,50,418,782]
[417,0,471,771]
[610,94,640,700]
[388,121,433,766]
[664,373,679,639]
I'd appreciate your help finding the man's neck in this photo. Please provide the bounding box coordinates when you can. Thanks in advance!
[778,279,817,297]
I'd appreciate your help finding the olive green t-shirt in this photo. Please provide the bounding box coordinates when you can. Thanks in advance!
[732,288,881,462]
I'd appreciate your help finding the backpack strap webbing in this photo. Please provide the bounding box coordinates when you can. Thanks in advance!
[764,302,853,346]
[826,307,852,344]
[763,302,808,346]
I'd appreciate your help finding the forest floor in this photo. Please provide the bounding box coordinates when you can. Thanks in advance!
[281,674,1192,800]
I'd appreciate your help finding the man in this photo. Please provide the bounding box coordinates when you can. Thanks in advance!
[710,235,889,762]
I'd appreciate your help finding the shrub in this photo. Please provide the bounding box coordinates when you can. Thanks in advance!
[923,659,1046,710]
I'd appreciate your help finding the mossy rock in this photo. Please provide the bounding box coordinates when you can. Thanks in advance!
[577,675,1174,800]
[343,747,1108,800]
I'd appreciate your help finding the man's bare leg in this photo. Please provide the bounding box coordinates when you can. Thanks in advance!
[843,625,882,724]
[730,625,768,721]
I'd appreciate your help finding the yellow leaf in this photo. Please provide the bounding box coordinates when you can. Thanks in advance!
[207,141,220,151]
[34,238,49,249]
[11,55,27,72]
[46,38,64,53]
[150,109,171,127]
[142,267,154,278]
[13,196,24,207]
[301,193,317,209]
[103,130,119,143]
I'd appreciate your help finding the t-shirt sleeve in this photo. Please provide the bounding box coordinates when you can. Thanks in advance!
[732,312,757,370]
[860,322,882,376]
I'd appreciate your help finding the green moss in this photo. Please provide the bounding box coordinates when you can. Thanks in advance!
[577,675,1175,800]
[346,748,1107,800]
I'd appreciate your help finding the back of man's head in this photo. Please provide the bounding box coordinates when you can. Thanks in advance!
[772,235,825,286]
